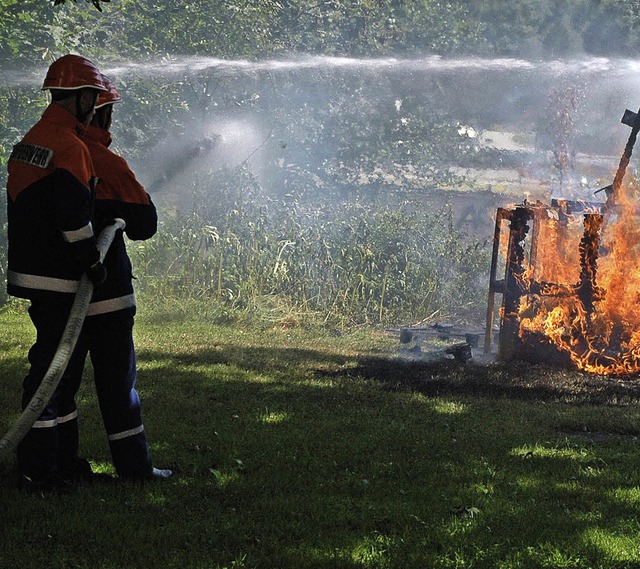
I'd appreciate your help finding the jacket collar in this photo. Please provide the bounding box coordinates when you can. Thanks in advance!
[85,124,113,148]
[41,103,89,139]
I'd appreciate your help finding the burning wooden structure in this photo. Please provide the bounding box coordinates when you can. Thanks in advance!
[485,107,640,376]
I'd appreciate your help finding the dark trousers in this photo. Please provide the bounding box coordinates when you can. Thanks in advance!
[18,299,152,479]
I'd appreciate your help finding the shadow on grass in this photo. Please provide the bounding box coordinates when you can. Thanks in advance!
[319,355,640,407]
[122,342,640,566]
[139,340,640,406]
[3,333,640,567]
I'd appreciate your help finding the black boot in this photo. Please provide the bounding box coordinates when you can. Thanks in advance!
[59,457,114,485]
[17,471,77,495]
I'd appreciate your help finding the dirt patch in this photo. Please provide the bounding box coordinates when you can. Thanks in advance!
[318,355,640,407]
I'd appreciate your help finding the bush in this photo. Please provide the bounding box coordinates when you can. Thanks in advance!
[130,165,491,327]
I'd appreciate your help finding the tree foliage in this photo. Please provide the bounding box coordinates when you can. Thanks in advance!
[3,1,640,319]
[4,1,640,65]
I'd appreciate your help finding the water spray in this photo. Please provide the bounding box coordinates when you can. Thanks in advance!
[0,219,126,463]
[146,136,220,193]
[145,122,274,194]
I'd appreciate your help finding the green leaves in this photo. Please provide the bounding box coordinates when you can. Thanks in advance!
[3,0,640,64]
[129,175,490,326]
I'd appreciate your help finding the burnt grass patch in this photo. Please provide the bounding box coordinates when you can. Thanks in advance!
[315,356,640,407]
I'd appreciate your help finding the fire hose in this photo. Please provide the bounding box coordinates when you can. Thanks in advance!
[0,218,126,463]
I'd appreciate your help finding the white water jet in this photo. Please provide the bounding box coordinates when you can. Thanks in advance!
[5,54,640,87]
[103,54,640,78]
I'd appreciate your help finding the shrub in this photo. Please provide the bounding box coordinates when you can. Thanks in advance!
[130,165,491,327]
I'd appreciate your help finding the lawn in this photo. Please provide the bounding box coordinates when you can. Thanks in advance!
[2,304,640,568]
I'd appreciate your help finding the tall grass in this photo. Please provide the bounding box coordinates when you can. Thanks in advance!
[130,166,490,327]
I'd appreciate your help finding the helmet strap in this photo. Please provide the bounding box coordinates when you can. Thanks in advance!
[93,105,113,131]
[75,89,98,125]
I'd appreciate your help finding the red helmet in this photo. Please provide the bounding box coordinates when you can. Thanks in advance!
[96,74,122,108]
[42,54,106,91]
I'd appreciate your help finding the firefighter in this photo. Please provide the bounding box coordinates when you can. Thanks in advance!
[76,74,172,481]
[6,54,109,492]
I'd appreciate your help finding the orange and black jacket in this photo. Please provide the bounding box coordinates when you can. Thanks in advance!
[82,125,157,315]
[6,104,100,300]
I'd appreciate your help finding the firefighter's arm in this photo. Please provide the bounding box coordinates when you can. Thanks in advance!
[52,169,107,285]
[95,158,158,241]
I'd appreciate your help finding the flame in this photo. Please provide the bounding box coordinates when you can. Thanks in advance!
[515,179,640,376]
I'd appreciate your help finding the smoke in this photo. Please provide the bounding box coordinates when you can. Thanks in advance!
[102,55,640,225]
[6,54,640,218]
[137,114,268,198]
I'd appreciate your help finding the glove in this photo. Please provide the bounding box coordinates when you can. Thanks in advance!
[86,260,107,287]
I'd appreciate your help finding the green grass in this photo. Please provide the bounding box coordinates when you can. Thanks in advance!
[3,304,640,568]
